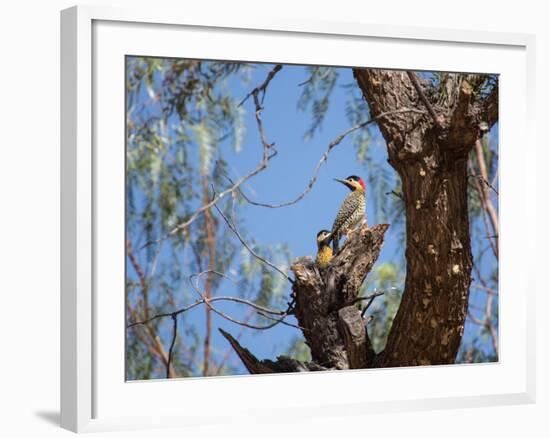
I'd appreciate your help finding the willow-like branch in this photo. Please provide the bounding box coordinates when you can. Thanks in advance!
[139,65,283,250]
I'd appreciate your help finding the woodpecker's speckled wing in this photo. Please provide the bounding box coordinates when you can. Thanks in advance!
[331,190,365,236]
[331,198,350,235]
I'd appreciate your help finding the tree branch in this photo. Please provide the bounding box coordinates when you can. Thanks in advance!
[127,292,293,328]
[190,270,299,331]
[471,283,498,295]
[139,65,282,250]
[474,139,499,251]
[127,239,178,377]
[239,64,283,106]
[232,108,425,209]
[201,176,217,376]
[126,239,149,319]
[338,290,385,312]
[468,145,499,259]
[407,71,443,129]
[166,314,178,378]
[219,328,328,373]
[212,199,294,284]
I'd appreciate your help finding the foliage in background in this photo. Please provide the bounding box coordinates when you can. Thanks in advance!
[126,58,290,379]
[126,58,499,379]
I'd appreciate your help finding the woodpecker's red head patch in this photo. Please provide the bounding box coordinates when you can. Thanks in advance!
[345,175,366,190]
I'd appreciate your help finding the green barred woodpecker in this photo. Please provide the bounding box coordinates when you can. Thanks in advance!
[328,175,366,253]
[315,229,333,269]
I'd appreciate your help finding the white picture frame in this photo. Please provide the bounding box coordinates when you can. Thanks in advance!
[61,4,536,433]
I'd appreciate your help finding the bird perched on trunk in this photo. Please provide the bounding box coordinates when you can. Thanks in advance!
[329,175,366,253]
[315,229,333,269]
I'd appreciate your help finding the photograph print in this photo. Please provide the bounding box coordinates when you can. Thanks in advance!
[125,57,499,380]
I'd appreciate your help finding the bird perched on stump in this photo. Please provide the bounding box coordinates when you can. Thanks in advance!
[329,175,366,253]
[315,229,333,269]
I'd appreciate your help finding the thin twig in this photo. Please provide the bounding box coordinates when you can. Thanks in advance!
[126,293,289,329]
[484,289,498,356]
[339,291,385,311]
[468,156,498,259]
[364,315,374,325]
[127,239,149,319]
[474,139,499,248]
[127,301,177,377]
[256,311,307,331]
[360,291,384,318]
[127,303,172,375]
[189,272,295,331]
[166,314,178,379]
[469,174,499,196]
[471,283,498,295]
[239,64,283,106]
[127,239,178,376]
[385,190,404,200]
[297,67,331,87]
[469,264,499,357]
[212,200,294,283]
[407,71,442,129]
[467,311,485,326]
[231,108,425,209]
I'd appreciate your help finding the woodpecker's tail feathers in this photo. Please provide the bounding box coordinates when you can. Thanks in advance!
[331,231,340,253]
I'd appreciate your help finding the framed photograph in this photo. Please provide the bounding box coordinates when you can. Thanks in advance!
[61,5,536,433]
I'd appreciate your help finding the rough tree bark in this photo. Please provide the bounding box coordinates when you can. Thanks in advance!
[220,224,389,372]
[221,70,498,371]
[353,70,498,367]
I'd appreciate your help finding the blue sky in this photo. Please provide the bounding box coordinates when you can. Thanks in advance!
[127,60,499,377]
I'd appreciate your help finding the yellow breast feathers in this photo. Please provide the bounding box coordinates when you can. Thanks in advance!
[316,245,333,269]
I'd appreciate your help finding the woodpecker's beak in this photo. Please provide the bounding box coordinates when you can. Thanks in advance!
[334,178,352,189]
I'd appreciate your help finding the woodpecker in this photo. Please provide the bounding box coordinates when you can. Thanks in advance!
[315,229,333,269]
[329,175,366,253]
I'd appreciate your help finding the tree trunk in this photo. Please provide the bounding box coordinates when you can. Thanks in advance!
[379,153,472,366]
[353,69,497,366]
